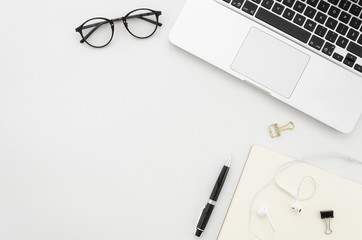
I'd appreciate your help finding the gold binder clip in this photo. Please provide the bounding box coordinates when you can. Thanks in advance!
[268,122,294,138]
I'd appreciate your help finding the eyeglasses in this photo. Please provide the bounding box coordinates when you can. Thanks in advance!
[75,8,162,48]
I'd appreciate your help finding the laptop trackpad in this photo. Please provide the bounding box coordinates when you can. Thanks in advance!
[231,27,310,98]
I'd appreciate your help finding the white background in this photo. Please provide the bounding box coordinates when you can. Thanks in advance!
[0,0,361,239]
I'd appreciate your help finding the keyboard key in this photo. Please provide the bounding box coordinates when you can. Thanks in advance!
[339,11,352,24]
[315,12,328,24]
[272,2,285,14]
[332,52,344,61]
[328,6,341,17]
[294,1,307,12]
[252,0,262,3]
[358,34,362,44]
[349,4,362,15]
[347,42,362,57]
[346,53,357,61]
[322,42,336,55]
[307,0,319,7]
[326,30,338,42]
[294,13,307,25]
[354,64,362,73]
[304,19,317,31]
[242,1,259,15]
[231,0,245,8]
[339,0,351,9]
[223,0,232,3]
[309,35,325,49]
[283,0,295,7]
[343,58,355,66]
[325,17,338,29]
[283,8,296,19]
[346,28,359,40]
[315,24,328,37]
[336,22,349,35]
[255,8,312,43]
[262,0,274,9]
[349,17,362,29]
[304,6,317,18]
[343,53,357,67]
[336,35,349,47]
[318,0,331,12]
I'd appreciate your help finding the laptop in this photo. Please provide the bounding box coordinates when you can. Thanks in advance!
[169,0,362,133]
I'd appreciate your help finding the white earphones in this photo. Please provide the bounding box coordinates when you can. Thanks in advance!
[257,207,275,231]
[249,161,312,240]
[291,201,302,213]
[275,175,317,213]
[249,153,361,240]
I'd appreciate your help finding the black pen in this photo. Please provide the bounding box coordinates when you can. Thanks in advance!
[195,155,232,237]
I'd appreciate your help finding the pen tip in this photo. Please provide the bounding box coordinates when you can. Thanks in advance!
[195,229,203,237]
[225,154,232,167]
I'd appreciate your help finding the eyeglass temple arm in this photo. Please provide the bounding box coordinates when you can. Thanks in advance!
[76,20,109,31]
[112,11,162,26]
[139,16,162,26]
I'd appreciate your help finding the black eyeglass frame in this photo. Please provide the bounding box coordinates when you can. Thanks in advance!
[75,8,162,48]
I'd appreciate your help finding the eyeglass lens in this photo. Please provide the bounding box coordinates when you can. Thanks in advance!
[81,18,113,48]
[125,9,158,38]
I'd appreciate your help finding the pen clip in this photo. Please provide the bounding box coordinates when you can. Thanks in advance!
[196,204,207,226]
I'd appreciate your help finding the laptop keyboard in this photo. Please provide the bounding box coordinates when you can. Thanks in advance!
[221,0,362,74]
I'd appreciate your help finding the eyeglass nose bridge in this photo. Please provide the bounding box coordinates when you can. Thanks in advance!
[112,17,124,22]
[109,17,127,28]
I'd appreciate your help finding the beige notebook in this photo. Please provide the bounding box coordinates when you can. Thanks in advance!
[217,145,362,240]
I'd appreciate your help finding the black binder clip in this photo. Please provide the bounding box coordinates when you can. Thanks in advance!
[320,210,334,235]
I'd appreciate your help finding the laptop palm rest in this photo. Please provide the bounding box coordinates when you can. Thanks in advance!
[231,27,310,98]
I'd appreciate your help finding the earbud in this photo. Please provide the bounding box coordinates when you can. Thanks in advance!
[291,201,302,213]
[257,207,268,217]
[257,207,275,231]
[276,176,316,213]
[276,183,303,213]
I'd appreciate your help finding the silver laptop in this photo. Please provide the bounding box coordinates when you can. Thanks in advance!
[169,0,362,133]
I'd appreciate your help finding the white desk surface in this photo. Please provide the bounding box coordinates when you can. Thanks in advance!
[1,0,361,239]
